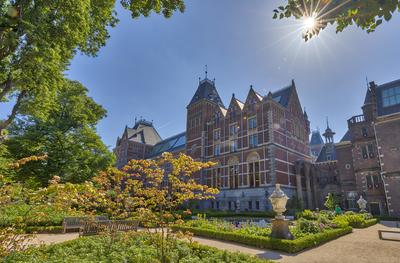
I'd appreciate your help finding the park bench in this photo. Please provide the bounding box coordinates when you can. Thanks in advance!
[79,220,140,237]
[378,230,400,241]
[62,216,108,233]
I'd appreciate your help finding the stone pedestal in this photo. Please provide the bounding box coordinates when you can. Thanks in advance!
[269,219,293,240]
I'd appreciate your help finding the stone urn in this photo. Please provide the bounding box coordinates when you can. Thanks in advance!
[269,184,289,220]
[269,184,293,240]
[357,196,368,213]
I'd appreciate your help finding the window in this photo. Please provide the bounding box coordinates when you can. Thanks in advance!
[221,169,229,188]
[361,146,368,159]
[248,201,252,210]
[230,110,236,121]
[255,201,260,210]
[346,191,357,209]
[230,124,238,136]
[216,201,220,209]
[211,201,214,209]
[248,162,260,187]
[249,134,258,148]
[212,168,221,188]
[382,86,400,107]
[230,139,238,152]
[366,175,381,189]
[228,202,232,210]
[240,166,248,186]
[368,144,375,158]
[362,127,368,137]
[229,165,239,189]
[214,129,221,141]
[214,144,221,156]
[248,117,257,129]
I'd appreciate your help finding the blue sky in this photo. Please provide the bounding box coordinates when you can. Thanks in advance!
[3,1,400,148]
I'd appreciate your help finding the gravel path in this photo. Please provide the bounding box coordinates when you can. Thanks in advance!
[30,222,400,263]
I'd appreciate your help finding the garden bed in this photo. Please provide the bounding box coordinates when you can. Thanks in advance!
[3,232,271,263]
[172,225,352,253]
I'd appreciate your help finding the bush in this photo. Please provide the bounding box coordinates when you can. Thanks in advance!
[0,203,82,227]
[172,225,352,253]
[192,211,276,218]
[3,232,271,263]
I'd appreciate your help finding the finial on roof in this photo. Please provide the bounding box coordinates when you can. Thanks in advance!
[232,93,235,98]
[199,77,201,83]
[213,78,215,85]
[291,79,296,87]
[205,64,208,79]
[326,116,330,129]
[134,117,137,124]
[267,91,273,99]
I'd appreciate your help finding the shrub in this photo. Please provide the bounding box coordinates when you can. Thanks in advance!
[172,225,352,253]
[3,232,271,263]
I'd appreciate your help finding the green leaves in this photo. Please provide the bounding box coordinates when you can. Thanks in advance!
[273,0,400,41]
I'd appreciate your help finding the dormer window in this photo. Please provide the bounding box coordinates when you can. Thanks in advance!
[382,86,400,107]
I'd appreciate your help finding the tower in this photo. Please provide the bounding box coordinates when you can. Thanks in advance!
[322,118,335,144]
[186,71,225,162]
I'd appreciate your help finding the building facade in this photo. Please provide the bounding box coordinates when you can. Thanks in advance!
[114,77,400,216]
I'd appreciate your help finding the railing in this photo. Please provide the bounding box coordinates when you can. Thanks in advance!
[348,114,365,125]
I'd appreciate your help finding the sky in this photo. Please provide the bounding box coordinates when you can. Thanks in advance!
[3,1,400,149]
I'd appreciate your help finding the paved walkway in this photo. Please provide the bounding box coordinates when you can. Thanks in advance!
[30,222,400,263]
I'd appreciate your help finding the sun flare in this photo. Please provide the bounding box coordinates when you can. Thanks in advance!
[303,16,317,30]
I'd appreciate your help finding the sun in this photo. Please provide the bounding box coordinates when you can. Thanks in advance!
[303,16,317,31]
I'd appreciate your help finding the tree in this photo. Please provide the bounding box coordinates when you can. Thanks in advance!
[324,193,339,211]
[0,0,185,131]
[273,0,400,41]
[6,79,114,186]
[92,152,219,263]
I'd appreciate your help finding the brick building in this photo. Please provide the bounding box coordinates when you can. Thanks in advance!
[114,77,400,216]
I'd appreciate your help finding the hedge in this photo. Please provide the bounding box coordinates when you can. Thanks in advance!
[172,225,353,253]
[357,218,378,228]
[191,211,276,219]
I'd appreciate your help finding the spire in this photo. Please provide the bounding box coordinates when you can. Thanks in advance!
[323,117,335,144]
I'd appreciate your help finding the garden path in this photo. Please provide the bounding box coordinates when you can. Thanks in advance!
[192,221,400,263]
[30,222,400,263]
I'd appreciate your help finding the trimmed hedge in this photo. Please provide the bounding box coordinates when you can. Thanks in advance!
[172,225,352,253]
[191,211,276,219]
[357,218,378,228]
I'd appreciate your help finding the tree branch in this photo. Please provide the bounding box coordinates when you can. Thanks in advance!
[0,77,13,101]
[0,90,27,131]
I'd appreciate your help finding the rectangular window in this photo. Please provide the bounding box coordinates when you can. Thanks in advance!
[249,134,258,148]
[229,165,239,189]
[221,169,229,188]
[248,117,257,129]
[240,165,248,186]
[212,168,222,188]
[230,139,238,152]
[230,124,238,136]
[248,162,260,187]
[366,175,373,189]
[368,144,375,158]
[256,201,260,210]
[362,127,368,137]
[214,129,221,141]
[382,86,400,107]
[228,202,232,210]
[361,146,368,159]
[248,201,252,210]
[214,144,221,156]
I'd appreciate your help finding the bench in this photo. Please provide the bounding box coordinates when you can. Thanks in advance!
[378,230,400,241]
[62,216,108,233]
[79,220,139,237]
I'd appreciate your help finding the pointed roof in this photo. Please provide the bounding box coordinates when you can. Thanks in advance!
[270,82,295,108]
[363,86,372,105]
[340,130,352,142]
[123,119,162,146]
[228,93,244,110]
[310,130,324,146]
[316,144,337,163]
[188,78,224,107]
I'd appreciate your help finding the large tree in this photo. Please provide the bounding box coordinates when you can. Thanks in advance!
[273,0,399,41]
[0,0,185,131]
[6,79,114,186]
